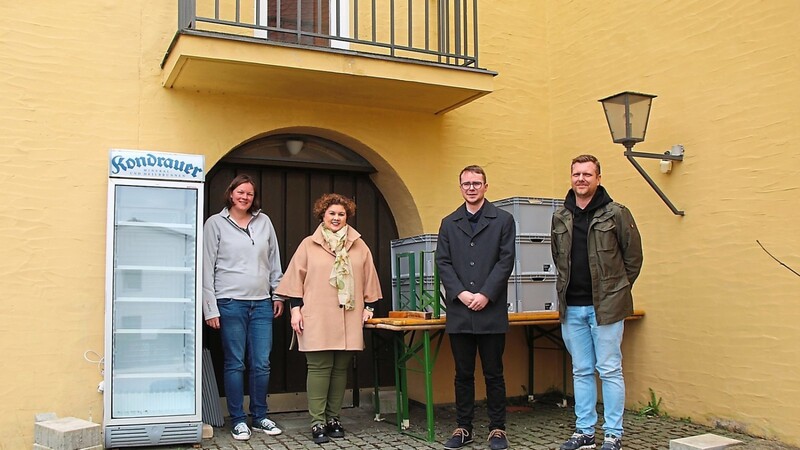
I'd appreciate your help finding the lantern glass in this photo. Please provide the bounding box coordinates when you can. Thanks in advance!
[599,92,656,147]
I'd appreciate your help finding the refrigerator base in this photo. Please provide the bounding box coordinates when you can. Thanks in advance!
[104,422,202,448]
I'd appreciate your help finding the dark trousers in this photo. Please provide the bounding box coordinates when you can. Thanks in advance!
[449,333,506,431]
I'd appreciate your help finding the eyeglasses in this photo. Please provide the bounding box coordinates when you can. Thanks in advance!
[460,181,484,190]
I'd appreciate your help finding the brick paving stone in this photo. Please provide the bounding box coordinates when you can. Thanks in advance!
[134,401,798,450]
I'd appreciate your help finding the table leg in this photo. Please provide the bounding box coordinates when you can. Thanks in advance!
[394,331,410,430]
[371,326,444,442]
[525,325,570,403]
[422,329,435,442]
[525,325,535,402]
[370,330,382,421]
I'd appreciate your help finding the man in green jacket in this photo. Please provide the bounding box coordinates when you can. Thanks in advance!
[551,154,643,450]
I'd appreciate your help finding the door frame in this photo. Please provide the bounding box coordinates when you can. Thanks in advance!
[203,134,399,413]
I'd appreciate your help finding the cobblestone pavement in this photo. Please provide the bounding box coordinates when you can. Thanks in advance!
[185,400,799,450]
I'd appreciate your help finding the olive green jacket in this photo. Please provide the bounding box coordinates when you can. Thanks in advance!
[551,201,643,325]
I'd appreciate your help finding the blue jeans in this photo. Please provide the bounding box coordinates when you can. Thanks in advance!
[218,298,274,426]
[561,305,625,437]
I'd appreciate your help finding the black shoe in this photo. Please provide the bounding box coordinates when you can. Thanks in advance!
[560,430,596,450]
[443,427,473,449]
[488,429,509,450]
[600,435,622,450]
[311,424,330,444]
[326,418,345,438]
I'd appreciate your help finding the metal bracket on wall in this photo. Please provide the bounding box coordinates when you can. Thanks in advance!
[624,145,685,216]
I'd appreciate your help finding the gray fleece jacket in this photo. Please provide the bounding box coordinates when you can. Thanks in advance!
[202,207,283,320]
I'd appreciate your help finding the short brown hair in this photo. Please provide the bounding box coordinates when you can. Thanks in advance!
[313,193,356,221]
[459,165,487,183]
[571,154,601,175]
[224,174,260,213]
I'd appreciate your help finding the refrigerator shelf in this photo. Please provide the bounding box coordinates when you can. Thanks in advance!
[117,221,193,229]
[114,329,192,334]
[117,297,192,303]
[115,265,193,272]
[114,372,193,379]
[116,222,196,238]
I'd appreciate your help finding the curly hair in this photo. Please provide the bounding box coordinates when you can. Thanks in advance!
[313,193,356,221]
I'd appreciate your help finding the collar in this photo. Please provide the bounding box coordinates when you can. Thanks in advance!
[453,200,498,221]
[311,223,361,253]
[221,207,261,218]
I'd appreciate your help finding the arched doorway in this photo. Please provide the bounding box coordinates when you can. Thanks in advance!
[204,133,398,412]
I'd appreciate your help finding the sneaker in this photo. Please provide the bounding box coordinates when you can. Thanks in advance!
[311,423,330,444]
[443,427,473,449]
[488,429,509,450]
[560,431,596,450]
[326,417,345,438]
[253,417,282,436]
[231,422,251,441]
[600,435,622,450]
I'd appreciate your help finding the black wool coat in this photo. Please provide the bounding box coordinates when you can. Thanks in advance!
[435,201,516,334]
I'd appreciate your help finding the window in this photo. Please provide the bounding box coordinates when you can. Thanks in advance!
[255,0,350,48]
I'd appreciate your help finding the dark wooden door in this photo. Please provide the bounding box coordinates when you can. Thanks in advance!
[203,162,397,407]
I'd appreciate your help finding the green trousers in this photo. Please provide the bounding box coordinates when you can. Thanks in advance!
[305,350,355,426]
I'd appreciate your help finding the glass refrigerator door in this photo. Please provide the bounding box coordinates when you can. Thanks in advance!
[110,185,198,418]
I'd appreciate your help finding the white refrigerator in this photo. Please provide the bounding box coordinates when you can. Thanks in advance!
[103,149,205,448]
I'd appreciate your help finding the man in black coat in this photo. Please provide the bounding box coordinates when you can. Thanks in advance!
[436,165,516,450]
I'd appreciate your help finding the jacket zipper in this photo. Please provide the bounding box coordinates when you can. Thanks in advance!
[225,215,255,245]
[554,213,572,293]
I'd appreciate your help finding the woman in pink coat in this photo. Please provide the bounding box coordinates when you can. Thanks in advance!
[275,193,382,444]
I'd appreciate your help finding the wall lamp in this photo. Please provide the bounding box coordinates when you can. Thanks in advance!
[599,91,685,216]
[286,139,305,156]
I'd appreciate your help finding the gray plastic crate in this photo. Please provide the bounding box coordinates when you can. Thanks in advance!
[390,234,437,279]
[506,273,558,312]
[494,197,563,235]
[513,233,555,275]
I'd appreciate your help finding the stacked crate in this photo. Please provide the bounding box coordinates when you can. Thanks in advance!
[390,196,563,315]
[494,197,563,312]
[390,234,445,317]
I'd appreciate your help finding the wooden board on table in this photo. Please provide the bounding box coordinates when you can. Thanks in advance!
[388,310,433,320]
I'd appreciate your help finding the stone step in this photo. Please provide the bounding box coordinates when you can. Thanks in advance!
[670,433,743,450]
[33,417,101,450]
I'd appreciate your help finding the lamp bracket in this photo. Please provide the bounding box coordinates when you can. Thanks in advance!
[625,150,684,161]
[624,146,685,216]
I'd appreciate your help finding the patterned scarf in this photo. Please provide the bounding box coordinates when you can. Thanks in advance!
[321,225,355,311]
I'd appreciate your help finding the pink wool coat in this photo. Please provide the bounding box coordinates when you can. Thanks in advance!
[275,224,382,352]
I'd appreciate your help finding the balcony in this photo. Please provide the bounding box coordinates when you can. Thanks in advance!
[161,0,495,114]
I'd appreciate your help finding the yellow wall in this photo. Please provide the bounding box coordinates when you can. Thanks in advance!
[542,1,800,443]
[1,0,799,447]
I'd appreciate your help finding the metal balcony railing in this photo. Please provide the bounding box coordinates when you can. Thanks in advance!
[178,0,482,69]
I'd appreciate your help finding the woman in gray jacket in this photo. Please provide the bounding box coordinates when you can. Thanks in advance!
[202,174,284,441]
